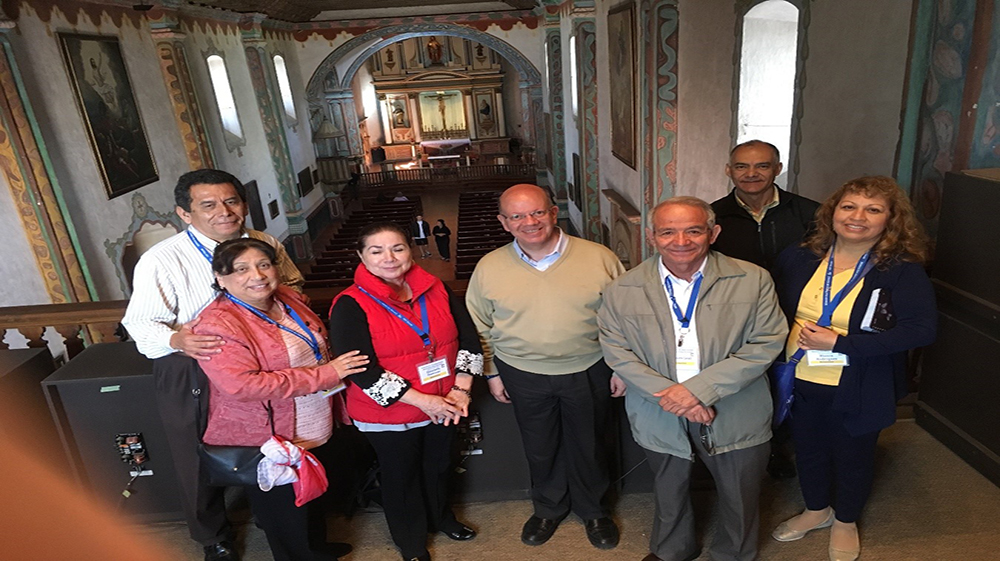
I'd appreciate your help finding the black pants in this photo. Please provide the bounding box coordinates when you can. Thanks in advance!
[435,236,450,259]
[152,354,230,546]
[495,357,612,521]
[364,423,460,559]
[791,379,881,523]
[244,441,337,561]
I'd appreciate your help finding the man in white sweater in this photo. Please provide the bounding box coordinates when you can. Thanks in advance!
[466,184,626,550]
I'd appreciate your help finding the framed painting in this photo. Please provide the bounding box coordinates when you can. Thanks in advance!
[59,33,158,198]
[608,3,636,169]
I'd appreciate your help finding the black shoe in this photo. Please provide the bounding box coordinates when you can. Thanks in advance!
[402,553,430,561]
[314,542,353,557]
[584,517,620,549]
[767,452,797,479]
[442,524,477,541]
[204,541,239,561]
[521,515,560,546]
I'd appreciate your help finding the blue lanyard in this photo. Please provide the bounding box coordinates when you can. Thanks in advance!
[665,272,703,347]
[357,286,433,351]
[225,293,324,362]
[186,229,215,264]
[819,244,872,327]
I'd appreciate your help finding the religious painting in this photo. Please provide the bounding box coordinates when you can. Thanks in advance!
[608,3,636,169]
[388,94,409,128]
[59,33,158,199]
[474,91,498,138]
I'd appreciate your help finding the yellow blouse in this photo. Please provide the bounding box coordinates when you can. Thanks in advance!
[786,258,864,386]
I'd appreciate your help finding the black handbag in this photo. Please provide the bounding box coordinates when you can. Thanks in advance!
[195,384,275,487]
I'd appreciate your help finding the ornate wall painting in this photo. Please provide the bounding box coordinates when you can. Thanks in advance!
[474,91,498,138]
[60,33,158,198]
[608,3,636,169]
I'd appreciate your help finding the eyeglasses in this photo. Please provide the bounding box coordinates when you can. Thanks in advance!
[500,209,551,222]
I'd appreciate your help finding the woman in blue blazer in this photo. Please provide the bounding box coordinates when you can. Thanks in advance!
[769,176,937,561]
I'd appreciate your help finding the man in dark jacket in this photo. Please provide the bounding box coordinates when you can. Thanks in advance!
[712,140,820,272]
[711,140,820,480]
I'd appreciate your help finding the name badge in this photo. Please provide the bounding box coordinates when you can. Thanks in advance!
[676,347,699,382]
[417,357,451,385]
[805,350,850,367]
[318,383,346,398]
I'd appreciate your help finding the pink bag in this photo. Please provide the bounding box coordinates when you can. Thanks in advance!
[292,448,328,507]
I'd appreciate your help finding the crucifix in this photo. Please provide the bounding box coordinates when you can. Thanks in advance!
[434,91,457,130]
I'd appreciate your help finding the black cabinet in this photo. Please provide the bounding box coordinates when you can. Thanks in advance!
[916,171,1000,486]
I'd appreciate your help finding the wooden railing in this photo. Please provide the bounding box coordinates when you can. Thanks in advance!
[0,281,469,362]
[360,163,534,189]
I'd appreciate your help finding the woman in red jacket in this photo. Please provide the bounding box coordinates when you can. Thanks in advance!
[196,238,369,560]
[328,222,484,561]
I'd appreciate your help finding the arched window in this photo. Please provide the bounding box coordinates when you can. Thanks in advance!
[737,0,799,186]
[206,55,243,140]
[569,35,579,117]
[273,54,296,121]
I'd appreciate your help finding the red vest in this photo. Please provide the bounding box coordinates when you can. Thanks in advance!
[332,264,459,424]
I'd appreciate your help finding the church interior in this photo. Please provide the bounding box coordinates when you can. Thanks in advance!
[1,0,1000,559]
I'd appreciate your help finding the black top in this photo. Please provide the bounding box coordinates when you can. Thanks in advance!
[328,286,482,406]
[711,187,821,273]
[432,225,451,237]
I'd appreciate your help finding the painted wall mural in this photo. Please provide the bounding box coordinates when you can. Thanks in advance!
[911,0,976,231]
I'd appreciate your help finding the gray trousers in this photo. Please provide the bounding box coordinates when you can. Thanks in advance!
[643,428,769,561]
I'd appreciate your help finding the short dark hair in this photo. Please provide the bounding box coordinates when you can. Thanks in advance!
[175,169,246,211]
[357,222,411,252]
[729,139,780,163]
[211,238,276,277]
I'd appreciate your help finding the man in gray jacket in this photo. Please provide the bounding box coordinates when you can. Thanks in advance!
[598,196,787,561]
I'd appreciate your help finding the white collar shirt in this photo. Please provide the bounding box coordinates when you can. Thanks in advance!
[657,257,708,382]
[122,227,242,359]
[513,228,567,271]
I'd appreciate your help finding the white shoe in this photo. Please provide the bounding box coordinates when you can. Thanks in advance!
[772,509,835,542]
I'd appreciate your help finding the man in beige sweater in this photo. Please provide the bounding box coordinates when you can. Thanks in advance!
[466,184,626,550]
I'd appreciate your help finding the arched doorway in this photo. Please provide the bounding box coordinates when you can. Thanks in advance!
[304,24,544,182]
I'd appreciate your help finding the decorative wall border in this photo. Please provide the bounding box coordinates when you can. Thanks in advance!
[0,33,94,303]
[546,27,567,193]
[574,18,601,241]
[640,0,679,253]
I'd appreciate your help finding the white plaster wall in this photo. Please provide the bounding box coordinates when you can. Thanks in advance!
[352,61,384,145]
[795,0,912,201]
[10,7,192,301]
[0,175,50,305]
[183,24,288,238]
[676,0,737,203]
[271,35,322,218]
[596,0,642,224]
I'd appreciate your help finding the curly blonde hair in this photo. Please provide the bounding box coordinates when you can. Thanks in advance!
[804,176,929,266]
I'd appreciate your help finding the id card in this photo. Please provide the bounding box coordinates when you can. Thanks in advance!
[318,383,346,398]
[676,347,699,382]
[417,357,450,385]
[805,350,849,367]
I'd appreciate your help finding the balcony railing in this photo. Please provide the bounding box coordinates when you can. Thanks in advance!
[360,163,534,189]
[0,282,468,362]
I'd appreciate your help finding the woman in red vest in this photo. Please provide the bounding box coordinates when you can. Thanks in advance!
[328,222,484,561]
